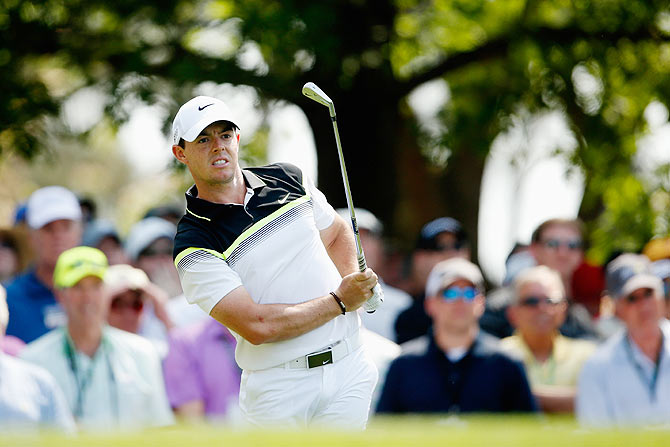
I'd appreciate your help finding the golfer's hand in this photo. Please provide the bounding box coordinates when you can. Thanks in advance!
[363,283,384,313]
[335,268,378,311]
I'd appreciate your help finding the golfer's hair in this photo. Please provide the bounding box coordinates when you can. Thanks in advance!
[513,265,565,304]
[531,218,585,243]
[0,284,7,332]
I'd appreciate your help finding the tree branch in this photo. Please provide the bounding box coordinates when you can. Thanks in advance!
[398,24,664,96]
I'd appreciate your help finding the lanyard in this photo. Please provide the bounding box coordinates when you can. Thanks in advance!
[623,333,663,403]
[64,334,118,422]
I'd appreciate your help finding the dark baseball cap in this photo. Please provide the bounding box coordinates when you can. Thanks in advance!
[605,253,662,300]
[415,217,468,251]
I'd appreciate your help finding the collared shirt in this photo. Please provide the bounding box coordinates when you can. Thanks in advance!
[5,269,66,343]
[0,352,75,432]
[501,333,596,387]
[377,331,537,414]
[576,319,670,427]
[173,163,360,370]
[20,326,174,430]
[163,319,240,419]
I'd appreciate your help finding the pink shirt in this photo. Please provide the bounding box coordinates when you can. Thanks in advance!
[163,319,240,418]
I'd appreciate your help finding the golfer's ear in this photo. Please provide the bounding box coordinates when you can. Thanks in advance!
[172,145,187,164]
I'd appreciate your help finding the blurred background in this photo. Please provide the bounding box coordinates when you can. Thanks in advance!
[1,0,669,285]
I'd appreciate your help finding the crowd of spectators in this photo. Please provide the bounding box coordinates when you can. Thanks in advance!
[1,184,670,432]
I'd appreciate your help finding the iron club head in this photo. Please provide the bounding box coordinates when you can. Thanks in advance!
[302,82,335,115]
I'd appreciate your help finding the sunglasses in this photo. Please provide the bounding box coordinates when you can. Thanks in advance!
[441,286,477,301]
[519,296,557,308]
[625,288,654,304]
[541,239,583,251]
[110,297,144,313]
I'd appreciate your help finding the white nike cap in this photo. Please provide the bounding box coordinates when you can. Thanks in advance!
[171,96,238,145]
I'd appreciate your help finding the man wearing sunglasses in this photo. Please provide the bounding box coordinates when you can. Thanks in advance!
[576,253,670,427]
[502,266,596,413]
[377,258,536,414]
[104,264,175,356]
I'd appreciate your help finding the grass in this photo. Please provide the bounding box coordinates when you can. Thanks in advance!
[2,415,669,447]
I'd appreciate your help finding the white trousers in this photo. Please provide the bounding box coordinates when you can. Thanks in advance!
[239,344,378,429]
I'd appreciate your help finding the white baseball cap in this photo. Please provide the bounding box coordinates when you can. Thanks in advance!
[124,217,176,261]
[171,96,238,145]
[425,258,484,298]
[26,186,82,230]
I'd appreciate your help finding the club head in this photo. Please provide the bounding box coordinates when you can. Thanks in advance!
[302,82,333,108]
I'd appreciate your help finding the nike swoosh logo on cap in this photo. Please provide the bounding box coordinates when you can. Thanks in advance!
[198,103,214,111]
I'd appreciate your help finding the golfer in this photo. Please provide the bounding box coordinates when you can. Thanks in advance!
[170,95,380,428]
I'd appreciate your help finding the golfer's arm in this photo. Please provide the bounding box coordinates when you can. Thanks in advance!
[320,213,358,277]
[209,286,342,345]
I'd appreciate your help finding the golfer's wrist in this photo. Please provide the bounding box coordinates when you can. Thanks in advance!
[329,291,346,315]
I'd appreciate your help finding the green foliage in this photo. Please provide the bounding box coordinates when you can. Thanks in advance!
[2,0,670,263]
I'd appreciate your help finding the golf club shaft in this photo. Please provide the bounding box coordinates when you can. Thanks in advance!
[329,113,367,273]
[302,82,382,312]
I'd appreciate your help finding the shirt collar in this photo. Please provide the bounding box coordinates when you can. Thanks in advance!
[184,169,266,201]
[242,169,266,190]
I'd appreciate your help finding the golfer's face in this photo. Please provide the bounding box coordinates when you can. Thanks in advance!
[181,121,240,186]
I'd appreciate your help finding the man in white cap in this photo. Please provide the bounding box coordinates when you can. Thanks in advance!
[377,258,536,414]
[5,186,83,343]
[576,253,670,427]
[170,95,381,428]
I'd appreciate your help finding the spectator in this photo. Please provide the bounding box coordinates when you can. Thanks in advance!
[20,247,174,430]
[125,217,182,299]
[83,219,129,266]
[105,264,174,356]
[125,217,205,330]
[394,217,470,344]
[0,283,75,432]
[6,186,83,343]
[529,218,598,338]
[501,266,596,413]
[482,218,597,339]
[576,254,670,427]
[163,319,240,422]
[377,258,537,414]
[336,208,411,342]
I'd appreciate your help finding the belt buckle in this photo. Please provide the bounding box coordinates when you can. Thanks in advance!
[306,348,333,368]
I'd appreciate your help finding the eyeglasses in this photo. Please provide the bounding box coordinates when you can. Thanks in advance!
[625,288,654,304]
[541,239,582,251]
[110,297,144,313]
[441,286,477,301]
[518,296,557,308]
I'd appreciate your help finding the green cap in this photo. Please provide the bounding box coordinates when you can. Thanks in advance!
[53,246,108,289]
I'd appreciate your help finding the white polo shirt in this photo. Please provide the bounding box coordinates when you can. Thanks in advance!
[173,163,361,371]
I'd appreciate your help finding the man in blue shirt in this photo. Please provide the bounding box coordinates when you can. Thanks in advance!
[377,258,537,414]
[6,186,83,343]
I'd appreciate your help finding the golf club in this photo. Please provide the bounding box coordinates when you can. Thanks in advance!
[302,81,383,313]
